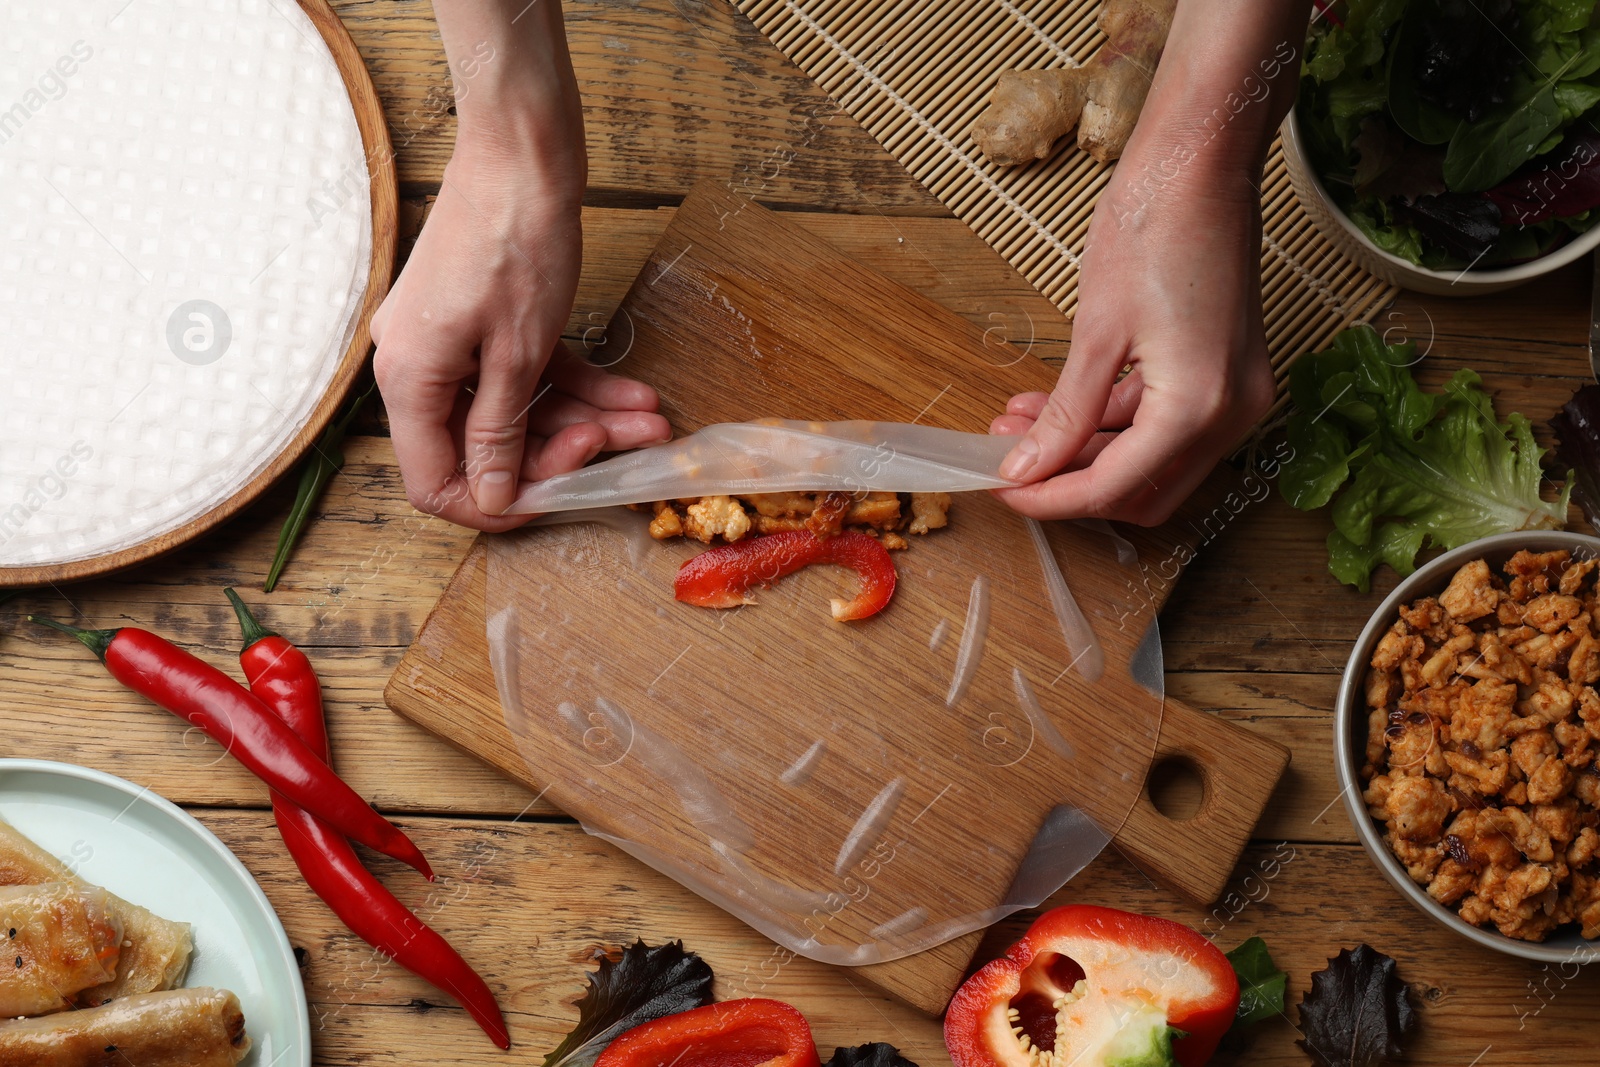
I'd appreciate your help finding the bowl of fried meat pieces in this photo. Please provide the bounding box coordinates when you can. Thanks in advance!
[1336,531,1600,963]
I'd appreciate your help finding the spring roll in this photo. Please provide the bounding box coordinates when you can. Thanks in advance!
[0,883,122,1016]
[0,987,249,1066]
[0,818,192,1004]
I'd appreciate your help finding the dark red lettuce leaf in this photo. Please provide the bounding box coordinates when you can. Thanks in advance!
[1395,192,1502,259]
[823,1044,920,1067]
[1552,384,1600,534]
[1297,945,1416,1067]
[1487,129,1600,227]
[1353,117,1405,193]
[540,940,715,1067]
[1361,140,1448,201]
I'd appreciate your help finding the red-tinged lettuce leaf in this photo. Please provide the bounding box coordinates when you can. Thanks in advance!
[541,940,715,1067]
[1487,128,1600,226]
[1552,383,1600,534]
[1360,140,1449,202]
[823,1044,921,1067]
[1297,945,1416,1067]
[1394,192,1502,260]
[1352,117,1405,192]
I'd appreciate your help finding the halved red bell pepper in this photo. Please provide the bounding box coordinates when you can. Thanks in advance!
[673,530,896,621]
[594,998,821,1067]
[944,906,1239,1067]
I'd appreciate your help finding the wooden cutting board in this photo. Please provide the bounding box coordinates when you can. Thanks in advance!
[385,181,1289,1014]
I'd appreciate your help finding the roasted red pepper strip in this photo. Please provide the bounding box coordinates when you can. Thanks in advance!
[224,590,509,1049]
[944,905,1239,1067]
[29,616,432,881]
[594,998,821,1067]
[673,530,896,621]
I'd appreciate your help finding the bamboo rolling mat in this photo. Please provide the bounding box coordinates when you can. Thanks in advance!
[732,0,1396,406]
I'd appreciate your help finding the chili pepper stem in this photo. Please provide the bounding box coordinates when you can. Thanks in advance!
[27,616,116,660]
[223,587,276,650]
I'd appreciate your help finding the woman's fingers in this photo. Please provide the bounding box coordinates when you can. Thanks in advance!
[998,331,1122,483]
[374,334,481,522]
[520,422,608,483]
[1004,369,1143,431]
[528,392,671,448]
[1102,369,1145,430]
[462,335,542,516]
[995,400,1199,521]
[990,413,1034,437]
[991,412,1118,472]
[1005,392,1049,419]
[593,409,672,449]
[545,342,662,412]
[1112,445,1228,527]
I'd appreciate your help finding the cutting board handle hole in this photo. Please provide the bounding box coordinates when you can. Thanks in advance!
[1145,756,1206,822]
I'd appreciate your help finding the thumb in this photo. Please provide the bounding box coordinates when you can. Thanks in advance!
[1000,336,1120,483]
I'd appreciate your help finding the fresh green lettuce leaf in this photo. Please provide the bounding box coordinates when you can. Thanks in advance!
[1279,326,1568,591]
[1555,80,1600,121]
[1444,73,1566,192]
[1304,0,1409,84]
[1524,0,1600,78]
[1226,937,1288,1027]
[1346,203,1427,265]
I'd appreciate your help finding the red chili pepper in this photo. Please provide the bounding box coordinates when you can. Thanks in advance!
[944,905,1239,1067]
[673,530,896,621]
[594,998,821,1067]
[29,615,432,881]
[224,590,510,1050]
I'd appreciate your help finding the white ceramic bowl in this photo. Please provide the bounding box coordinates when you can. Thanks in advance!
[1335,531,1600,964]
[1281,110,1600,297]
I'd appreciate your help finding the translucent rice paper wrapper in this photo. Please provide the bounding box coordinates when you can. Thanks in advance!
[485,422,1163,965]
[507,420,1019,513]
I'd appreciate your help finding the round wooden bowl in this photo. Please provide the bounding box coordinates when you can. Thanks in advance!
[0,0,397,589]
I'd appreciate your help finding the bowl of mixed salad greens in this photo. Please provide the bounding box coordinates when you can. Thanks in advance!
[1284,0,1600,295]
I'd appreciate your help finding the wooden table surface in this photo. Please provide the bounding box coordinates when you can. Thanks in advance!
[2,2,1595,1063]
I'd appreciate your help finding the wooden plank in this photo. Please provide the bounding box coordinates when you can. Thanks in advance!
[329,0,944,211]
[191,808,1600,1066]
[558,207,1072,364]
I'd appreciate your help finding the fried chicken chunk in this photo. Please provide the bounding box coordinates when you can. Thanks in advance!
[1439,558,1499,622]
[684,496,751,543]
[645,491,938,548]
[908,492,951,535]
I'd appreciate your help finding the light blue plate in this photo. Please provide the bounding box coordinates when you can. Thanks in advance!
[0,759,310,1066]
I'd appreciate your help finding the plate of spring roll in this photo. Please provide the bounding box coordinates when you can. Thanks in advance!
[0,758,309,1067]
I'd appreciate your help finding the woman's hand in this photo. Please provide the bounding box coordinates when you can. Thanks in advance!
[993,1,1307,525]
[372,2,670,531]
[990,167,1276,524]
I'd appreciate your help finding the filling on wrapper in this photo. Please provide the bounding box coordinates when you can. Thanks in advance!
[1361,550,1600,942]
[633,491,952,551]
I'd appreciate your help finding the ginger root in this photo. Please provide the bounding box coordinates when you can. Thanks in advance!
[971,0,1177,166]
